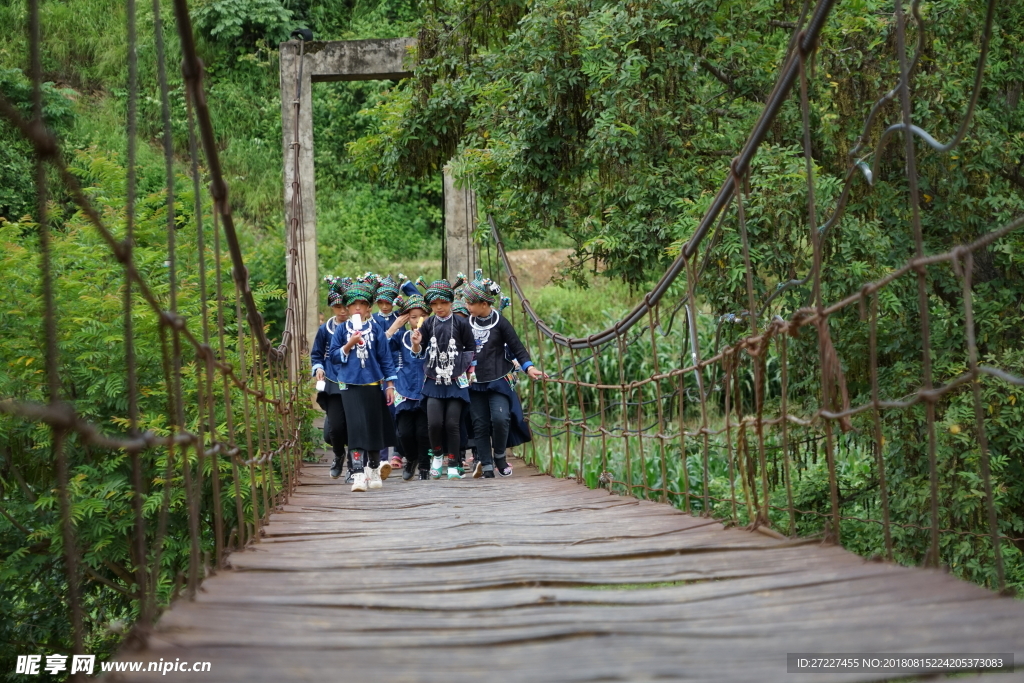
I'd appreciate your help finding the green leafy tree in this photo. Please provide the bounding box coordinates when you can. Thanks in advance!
[350,0,1024,590]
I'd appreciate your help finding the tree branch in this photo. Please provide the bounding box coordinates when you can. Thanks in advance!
[699,58,765,102]
[0,503,32,536]
[700,58,736,90]
[999,168,1024,191]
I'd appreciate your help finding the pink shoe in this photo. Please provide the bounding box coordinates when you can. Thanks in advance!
[390,456,403,469]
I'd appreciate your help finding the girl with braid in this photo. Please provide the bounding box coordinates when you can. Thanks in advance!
[464,273,543,478]
[412,276,476,480]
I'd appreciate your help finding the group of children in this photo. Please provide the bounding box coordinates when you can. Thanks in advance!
[310,271,544,492]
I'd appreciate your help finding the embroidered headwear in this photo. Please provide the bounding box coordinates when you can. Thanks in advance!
[423,279,454,304]
[418,272,466,304]
[324,275,351,307]
[463,274,501,305]
[452,271,469,297]
[343,272,380,306]
[398,273,419,299]
[376,274,399,303]
[394,293,429,315]
[452,298,470,317]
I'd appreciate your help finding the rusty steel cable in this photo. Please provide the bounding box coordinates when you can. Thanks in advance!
[124,0,149,637]
[490,0,1020,592]
[0,0,1019,657]
[490,0,838,351]
[26,0,85,664]
[0,0,313,648]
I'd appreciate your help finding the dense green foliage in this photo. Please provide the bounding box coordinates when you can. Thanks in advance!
[0,0,438,675]
[3,0,1024,674]
[351,0,1024,591]
[0,149,295,674]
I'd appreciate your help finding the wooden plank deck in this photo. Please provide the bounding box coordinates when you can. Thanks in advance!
[110,457,1024,682]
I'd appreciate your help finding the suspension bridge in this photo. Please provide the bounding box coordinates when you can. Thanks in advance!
[2,0,1024,679]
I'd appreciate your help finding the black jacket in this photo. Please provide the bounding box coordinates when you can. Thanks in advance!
[469,313,532,384]
[417,313,475,381]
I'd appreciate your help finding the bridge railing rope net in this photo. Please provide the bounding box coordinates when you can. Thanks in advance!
[0,0,311,662]
[488,0,1019,594]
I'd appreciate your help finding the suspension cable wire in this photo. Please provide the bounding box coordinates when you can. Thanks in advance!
[0,0,311,648]
[487,0,1020,592]
[491,0,838,350]
[0,0,1019,660]
[170,0,295,362]
[26,0,86,665]
[124,0,150,637]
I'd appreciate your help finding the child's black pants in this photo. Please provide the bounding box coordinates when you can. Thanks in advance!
[396,409,430,471]
[325,394,351,470]
[469,390,511,469]
[426,397,462,455]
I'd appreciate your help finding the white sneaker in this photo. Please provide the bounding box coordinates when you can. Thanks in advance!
[351,472,367,492]
[429,454,443,479]
[367,466,383,490]
[378,461,392,481]
[447,466,464,480]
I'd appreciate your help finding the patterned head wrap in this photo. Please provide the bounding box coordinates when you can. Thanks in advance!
[463,274,501,305]
[343,272,380,305]
[452,298,470,317]
[452,271,469,297]
[394,293,429,315]
[424,279,455,304]
[376,274,399,303]
[398,274,419,299]
[324,275,351,307]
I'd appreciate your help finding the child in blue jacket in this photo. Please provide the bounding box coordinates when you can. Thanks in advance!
[312,277,352,481]
[328,274,398,492]
[373,274,403,469]
[388,291,431,480]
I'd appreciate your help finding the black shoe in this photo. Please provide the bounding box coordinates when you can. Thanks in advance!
[344,471,355,484]
[402,458,417,481]
[418,470,430,480]
[330,455,344,479]
[483,470,495,479]
[495,457,513,477]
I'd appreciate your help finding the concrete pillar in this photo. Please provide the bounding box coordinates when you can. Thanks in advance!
[280,41,319,366]
[280,38,415,368]
[444,166,480,280]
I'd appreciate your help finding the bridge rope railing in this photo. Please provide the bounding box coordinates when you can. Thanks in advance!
[487,0,1019,593]
[0,0,311,665]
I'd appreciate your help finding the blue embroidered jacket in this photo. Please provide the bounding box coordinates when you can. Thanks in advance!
[328,317,398,386]
[373,310,399,332]
[389,330,426,402]
[310,318,342,381]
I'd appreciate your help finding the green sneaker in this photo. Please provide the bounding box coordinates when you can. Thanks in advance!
[429,449,443,479]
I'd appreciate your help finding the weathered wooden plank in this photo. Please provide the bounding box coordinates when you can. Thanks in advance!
[109,457,1024,682]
